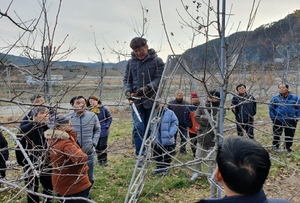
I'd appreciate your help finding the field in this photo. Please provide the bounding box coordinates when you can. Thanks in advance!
[0,66,300,202]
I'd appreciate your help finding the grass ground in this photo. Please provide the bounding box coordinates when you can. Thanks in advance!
[0,103,300,202]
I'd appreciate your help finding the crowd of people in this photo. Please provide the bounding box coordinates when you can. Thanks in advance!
[0,37,295,202]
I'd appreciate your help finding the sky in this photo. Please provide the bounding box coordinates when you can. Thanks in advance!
[0,0,299,63]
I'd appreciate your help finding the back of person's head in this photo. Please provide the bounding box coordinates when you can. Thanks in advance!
[130,37,147,49]
[217,136,271,196]
[70,96,86,106]
[31,106,49,116]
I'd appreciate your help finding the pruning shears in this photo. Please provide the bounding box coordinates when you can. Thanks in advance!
[128,95,142,122]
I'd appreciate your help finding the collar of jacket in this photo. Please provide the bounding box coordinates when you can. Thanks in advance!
[44,129,70,139]
[198,190,268,203]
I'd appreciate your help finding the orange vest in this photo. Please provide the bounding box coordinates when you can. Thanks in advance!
[188,111,199,134]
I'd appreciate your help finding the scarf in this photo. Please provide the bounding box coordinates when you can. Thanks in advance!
[91,105,100,114]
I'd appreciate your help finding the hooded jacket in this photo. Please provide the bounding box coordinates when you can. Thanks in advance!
[269,92,300,124]
[66,111,100,154]
[44,130,91,196]
[196,189,290,203]
[123,48,164,109]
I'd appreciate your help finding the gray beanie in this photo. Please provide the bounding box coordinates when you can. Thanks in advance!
[48,114,69,129]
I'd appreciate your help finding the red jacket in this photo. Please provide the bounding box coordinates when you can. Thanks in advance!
[44,130,91,196]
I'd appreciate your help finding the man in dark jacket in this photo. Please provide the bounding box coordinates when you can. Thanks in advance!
[168,90,189,153]
[123,37,164,167]
[197,136,290,203]
[231,84,256,139]
[16,106,53,203]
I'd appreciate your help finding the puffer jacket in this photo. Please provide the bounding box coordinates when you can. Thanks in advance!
[66,111,100,155]
[45,130,91,196]
[231,93,256,123]
[91,105,112,138]
[123,48,164,109]
[194,101,219,148]
[196,189,291,203]
[153,108,178,146]
[269,92,300,124]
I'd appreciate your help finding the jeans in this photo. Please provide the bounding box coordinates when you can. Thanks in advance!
[174,126,188,152]
[132,105,152,156]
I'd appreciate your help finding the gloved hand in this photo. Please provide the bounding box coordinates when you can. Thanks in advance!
[125,91,131,100]
[136,86,150,96]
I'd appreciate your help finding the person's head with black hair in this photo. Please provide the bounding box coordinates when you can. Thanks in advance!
[30,94,45,105]
[70,96,87,114]
[216,136,271,196]
[278,83,289,97]
[235,84,247,96]
[130,37,149,60]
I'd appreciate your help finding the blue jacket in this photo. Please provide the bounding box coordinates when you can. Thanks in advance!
[231,93,256,123]
[197,190,290,203]
[153,108,178,146]
[269,92,300,124]
[123,48,164,109]
[92,105,112,138]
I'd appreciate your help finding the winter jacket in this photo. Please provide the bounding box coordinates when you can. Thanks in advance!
[0,132,9,164]
[123,48,164,109]
[44,130,91,196]
[194,101,219,148]
[90,105,112,138]
[168,99,189,127]
[231,93,256,123]
[16,122,50,167]
[269,92,300,124]
[196,189,290,203]
[66,111,100,155]
[153,108,178,146]
[184,103,199,133]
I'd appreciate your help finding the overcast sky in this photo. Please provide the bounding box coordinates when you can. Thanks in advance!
[1,0,299,63]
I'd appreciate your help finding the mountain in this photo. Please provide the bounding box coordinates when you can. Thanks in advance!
[0,53,127,71]
[2,12,300,71]
[182,12,300,70]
